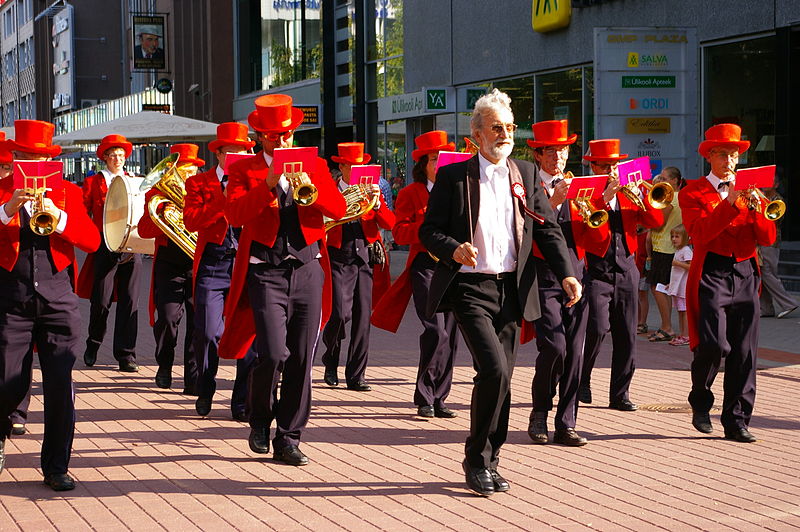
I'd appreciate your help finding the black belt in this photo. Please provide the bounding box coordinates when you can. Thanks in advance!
[459,271,513,281]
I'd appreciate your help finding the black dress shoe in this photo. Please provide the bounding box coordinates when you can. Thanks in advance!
[527,412,548,444]
[232,411,248,422]
[195,397,212,417]
[155,369,172,389]
[553,428,588,447]
[323,368,339,387]
[0,439,5,474]
[248,428,270,454]
[692,411,713,434]
[83,346,98,367]
[273,445,309,466]
[11,423,26,436]
[43,473,75,491]
[578,386,592,404]
[434,406,457,418]
[724,427,757,443]
[347,381,371,392]
[118,360,139,373]
[462,460,494,497]
[489,469,510,492]
[417,405,434,418]
[609,399,638,411]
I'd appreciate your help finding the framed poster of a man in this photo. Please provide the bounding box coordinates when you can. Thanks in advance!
[132,14,166,71]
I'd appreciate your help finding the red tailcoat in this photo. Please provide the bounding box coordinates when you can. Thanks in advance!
[371,182,428,332]
[76,172,111,298]
[678,177,776,349]
[327,191,395,307]
[0,178,100,282]
[184,167,230,290]
[137,187,171,325]
[218,154,347,360]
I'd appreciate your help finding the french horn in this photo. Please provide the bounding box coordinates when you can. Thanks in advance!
[324,183,379,231]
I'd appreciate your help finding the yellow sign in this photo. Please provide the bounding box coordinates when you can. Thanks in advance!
[626,117,672,134]
[627,53,639,67]
[532,0,571,33]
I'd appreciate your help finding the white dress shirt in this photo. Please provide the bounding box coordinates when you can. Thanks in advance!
[539,168,563,212]
[426,179,434,192]
[705,172,733,200]
[462,153,517,275]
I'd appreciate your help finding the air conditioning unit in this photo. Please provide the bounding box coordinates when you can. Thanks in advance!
[81,99,98,109]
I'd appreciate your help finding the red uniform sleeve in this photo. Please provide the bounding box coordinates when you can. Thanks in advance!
[225,160,276,228]
[679,187,739,247]
[368,193,395,230]
[184,174,225,232]
[136,188,163,239]
[81,177,93,216]
[637,195,664,229]
[305,158,347,221]
[751,208,777,247]
[59,182,100,253]
[392,187,423,246]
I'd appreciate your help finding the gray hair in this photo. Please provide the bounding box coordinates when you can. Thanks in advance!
[471,88,513,131]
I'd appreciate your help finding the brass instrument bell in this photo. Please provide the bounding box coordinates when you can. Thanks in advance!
[639,180,674,210]
[745,186,786,221]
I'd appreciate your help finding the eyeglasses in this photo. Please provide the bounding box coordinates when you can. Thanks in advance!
[543,146,569,156]
[264,130,293,141]
[490,123,518,135]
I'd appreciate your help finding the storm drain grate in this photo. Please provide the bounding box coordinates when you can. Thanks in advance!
[637,403,721,413]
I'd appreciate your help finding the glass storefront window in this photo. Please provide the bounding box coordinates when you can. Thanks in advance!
[535,68,584,174]
[367,0,403,100]
[492,77,534,162]
[377,119,406,197]
[704,36,775,167]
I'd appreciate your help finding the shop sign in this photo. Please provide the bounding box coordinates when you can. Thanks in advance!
[626,117,671,134]
[426,89,447,111]
[622,75,676,88]
[629,97,670,111]
[142,103,171,113]
[378,88,454,121]
[296,105,320,125]
[627,53,669,68]
[465,88,486,110]
[531,0,571,33]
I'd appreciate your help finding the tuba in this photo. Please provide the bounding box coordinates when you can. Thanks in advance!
[139,153,197,257]
[324,183,379,231]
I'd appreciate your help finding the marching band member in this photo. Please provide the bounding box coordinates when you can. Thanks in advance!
[578,139,663,411]
[138,143,201,393]
[0,120,100,490]
[321,142,394,391]
[220,94,346,466]
[371,131,460,418]
[420,90,580,496]
[526,120,589,446]
[77,134,142,372]
[184,123,256,420]
[680,124,776,443]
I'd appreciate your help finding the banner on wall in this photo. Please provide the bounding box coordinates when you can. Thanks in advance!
[132,14,167,71]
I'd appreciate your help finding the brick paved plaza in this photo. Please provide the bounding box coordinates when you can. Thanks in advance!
[1,253,799,531]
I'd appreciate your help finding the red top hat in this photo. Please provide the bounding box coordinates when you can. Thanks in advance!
[331,142,372,165]
[527,120,578,148]
[170,143,205,168]
[7,120,62,158]
[208,122,256,152]
[0,132,10,164]
[698,123,750,158]
[96,134,133,159]
[412,131,455,162]
[248,94,304,133]
[583,139,628,162]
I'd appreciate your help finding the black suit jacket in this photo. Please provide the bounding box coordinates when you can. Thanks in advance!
[419,155,574,320]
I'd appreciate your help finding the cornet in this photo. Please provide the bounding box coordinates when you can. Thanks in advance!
[743,186,786,221]
[21,168,60,236]
[564,171,608,228]
[282,161,318,206]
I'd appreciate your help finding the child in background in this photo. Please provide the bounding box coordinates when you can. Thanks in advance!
[667,224,692,346]
[635,226,651,334]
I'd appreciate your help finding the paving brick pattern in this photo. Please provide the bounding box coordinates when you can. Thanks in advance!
[1,254,799,530]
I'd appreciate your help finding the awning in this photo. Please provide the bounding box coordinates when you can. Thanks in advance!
[53,111,219,146]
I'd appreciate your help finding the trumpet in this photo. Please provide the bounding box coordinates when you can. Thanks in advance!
[639,180,674,210]
[30,191,58,236]
[619,182,647,211]
[282,162,318,206]
[744,186,786,221]
[573,197,608,228]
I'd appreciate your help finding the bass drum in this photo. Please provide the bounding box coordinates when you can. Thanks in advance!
[103,175,156,254]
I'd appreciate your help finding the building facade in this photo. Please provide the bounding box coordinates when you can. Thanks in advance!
[399,0,799,239]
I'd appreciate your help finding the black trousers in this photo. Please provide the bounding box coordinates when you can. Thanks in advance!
[410,253,457,408]
[447,273,520,469]
[320,257,373,385]
[0,293,78,476]
[193,250,255,414]
[153,255,197,385]
[9,362,32,425]
[689,254,759,430]
[581,266,639,403]
[86,245,141,362]
[246,259,323,451]
[532,259,587,430]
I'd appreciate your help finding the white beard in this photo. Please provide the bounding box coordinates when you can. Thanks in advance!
[487,141,513,160]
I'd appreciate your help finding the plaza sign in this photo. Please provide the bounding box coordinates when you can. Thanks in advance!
[378,87,455,121]
[531,0,571,33]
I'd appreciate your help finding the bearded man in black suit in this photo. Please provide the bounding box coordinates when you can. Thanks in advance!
[419,89,582,497]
